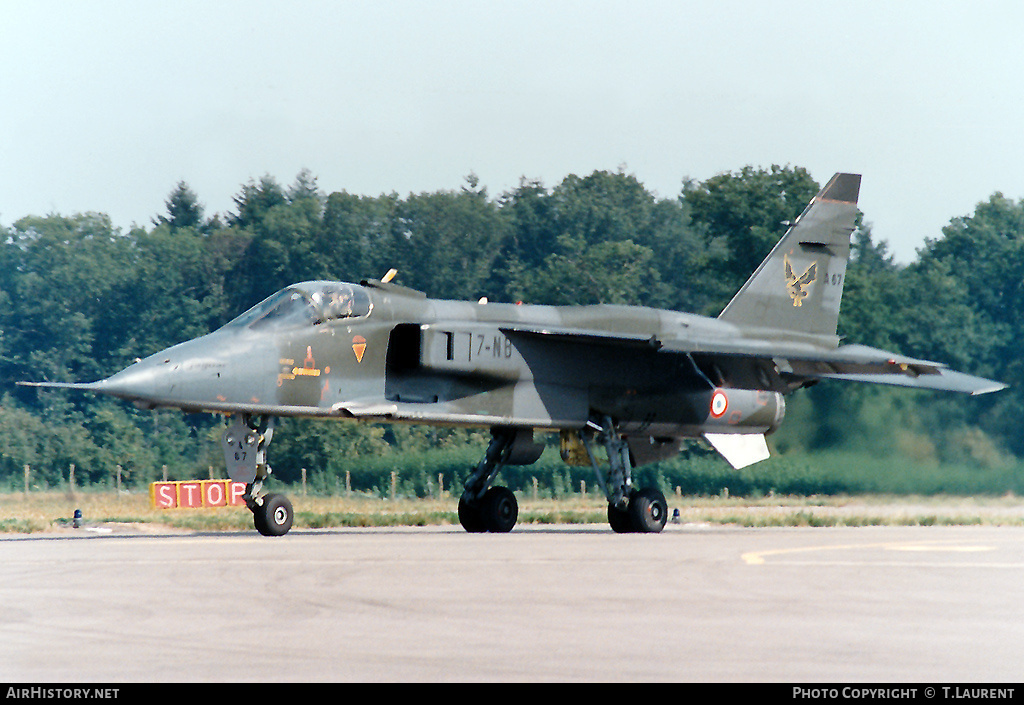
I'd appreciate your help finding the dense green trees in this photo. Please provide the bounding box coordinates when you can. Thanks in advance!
[682,164,819,302]
[1,164,1020,491]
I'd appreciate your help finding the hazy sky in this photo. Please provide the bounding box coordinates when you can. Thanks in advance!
[3,0,1023,263]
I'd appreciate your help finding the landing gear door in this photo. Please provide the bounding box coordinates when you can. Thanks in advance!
[221,415,271,484]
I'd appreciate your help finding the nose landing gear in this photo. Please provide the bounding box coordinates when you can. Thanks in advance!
[222,414,294,536]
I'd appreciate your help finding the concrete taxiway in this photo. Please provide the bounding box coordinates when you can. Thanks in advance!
[2,523,1023,682]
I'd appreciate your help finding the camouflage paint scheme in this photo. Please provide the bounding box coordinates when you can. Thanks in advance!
[66,174,1001,435]
[24,174,1006,534]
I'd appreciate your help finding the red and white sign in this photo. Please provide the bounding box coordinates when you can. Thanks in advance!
[150,480,247,509]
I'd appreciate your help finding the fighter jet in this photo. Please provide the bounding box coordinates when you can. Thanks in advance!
[21,173,1005,536]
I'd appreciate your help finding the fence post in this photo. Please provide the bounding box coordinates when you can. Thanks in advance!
[69,464,76,497]
[345,470,351,495]
[390,471,397,500]
[302,467,307,495]
[23,464,29,497]
[115,464,122,495]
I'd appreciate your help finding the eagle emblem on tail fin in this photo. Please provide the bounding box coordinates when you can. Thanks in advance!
[784,254,816,307]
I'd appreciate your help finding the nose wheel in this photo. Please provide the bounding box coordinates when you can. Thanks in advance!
[222,414,295,536]
[252,493,294,536]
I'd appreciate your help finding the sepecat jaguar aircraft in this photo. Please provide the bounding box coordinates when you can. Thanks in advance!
[22,173,1006,536]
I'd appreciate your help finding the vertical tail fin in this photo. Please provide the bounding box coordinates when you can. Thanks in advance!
[717,173,861,340]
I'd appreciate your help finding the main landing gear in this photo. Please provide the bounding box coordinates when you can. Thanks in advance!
[458,428,540,533]
[577,417,668,534]
[222,414,294,536]
[457,421,668,534]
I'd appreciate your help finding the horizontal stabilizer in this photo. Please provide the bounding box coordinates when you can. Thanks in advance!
[772,344,1007,395]
[817,369,1007,396]
[703,433,770,469]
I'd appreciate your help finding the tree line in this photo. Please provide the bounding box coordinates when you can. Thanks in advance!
[1,165,1020,491]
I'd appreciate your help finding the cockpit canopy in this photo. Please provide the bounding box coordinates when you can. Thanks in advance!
[227,282,372,330]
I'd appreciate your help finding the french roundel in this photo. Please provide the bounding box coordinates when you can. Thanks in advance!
[710,389,729,418]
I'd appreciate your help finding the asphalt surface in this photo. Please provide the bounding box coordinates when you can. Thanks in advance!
[2,523,1023,682]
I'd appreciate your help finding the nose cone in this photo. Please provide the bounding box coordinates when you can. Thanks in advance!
[96,329,270,411]
[96,350,180,404]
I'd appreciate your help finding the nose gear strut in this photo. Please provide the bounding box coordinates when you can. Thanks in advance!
[222,414,293,536]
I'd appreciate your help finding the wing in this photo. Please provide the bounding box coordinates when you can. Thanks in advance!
[499,326,1006,396]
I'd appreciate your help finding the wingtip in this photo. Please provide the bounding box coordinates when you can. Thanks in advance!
[971,381,1010,396]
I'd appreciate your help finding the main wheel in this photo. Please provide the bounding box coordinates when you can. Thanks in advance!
[629,487,668,533]
[254,493,293,536]
[458,492,487,533]
[608,501,636,533]
[480,486,518,533]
